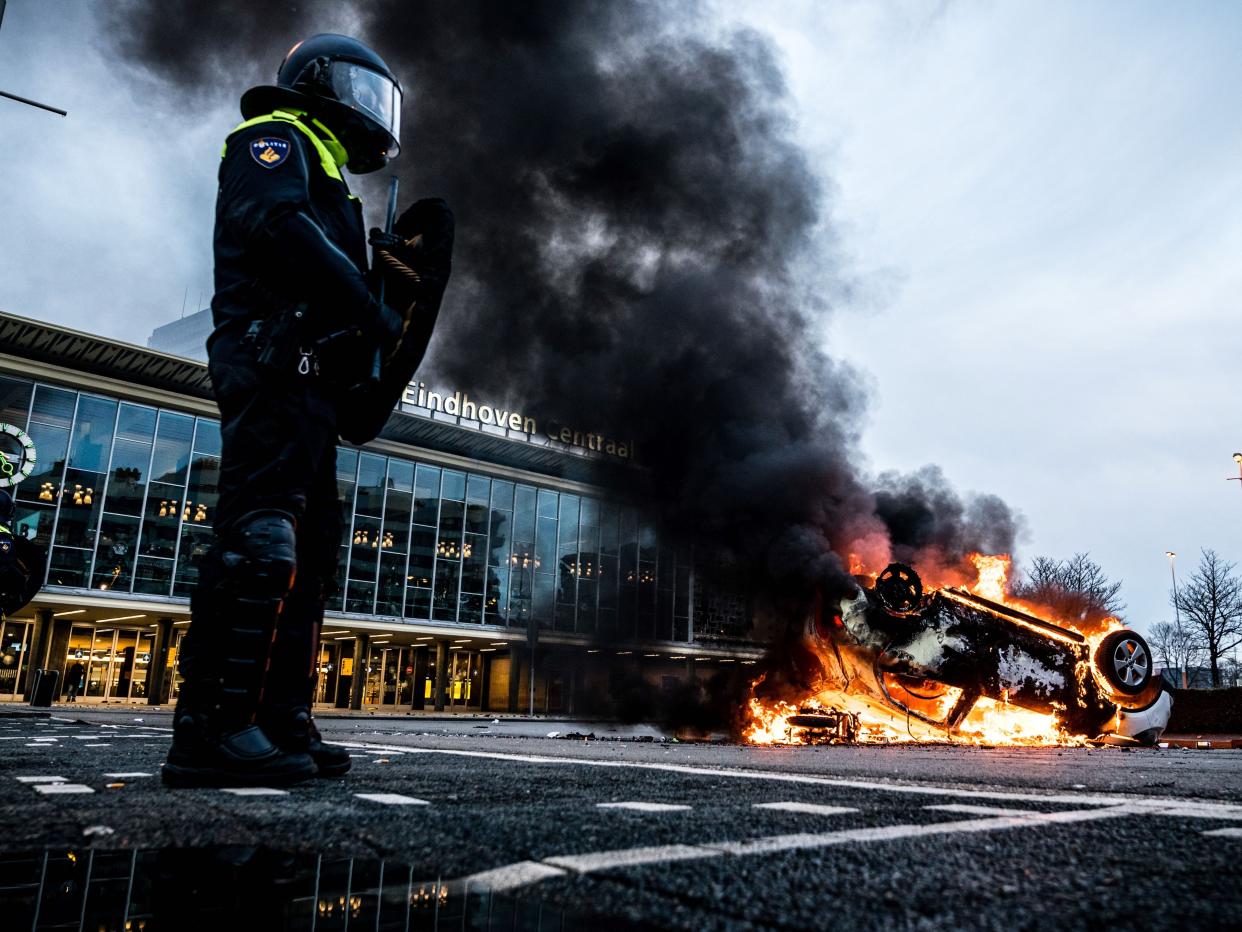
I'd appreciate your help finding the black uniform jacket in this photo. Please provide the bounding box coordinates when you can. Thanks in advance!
[210,116,371,352]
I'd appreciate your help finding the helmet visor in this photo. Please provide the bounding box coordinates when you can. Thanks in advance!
[330,62,403,155]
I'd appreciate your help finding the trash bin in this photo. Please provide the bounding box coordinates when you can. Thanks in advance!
[29,668,59,708]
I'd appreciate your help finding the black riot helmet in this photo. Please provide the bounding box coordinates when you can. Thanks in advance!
[241,34,403,174]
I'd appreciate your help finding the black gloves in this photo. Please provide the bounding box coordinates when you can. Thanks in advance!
[339,198,455,446]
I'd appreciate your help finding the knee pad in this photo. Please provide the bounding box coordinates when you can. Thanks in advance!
[219,509,298,603]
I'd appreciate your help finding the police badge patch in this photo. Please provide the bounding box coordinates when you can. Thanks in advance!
[250,137,291,169]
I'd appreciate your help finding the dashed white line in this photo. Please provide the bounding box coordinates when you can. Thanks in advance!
[355,793,429,806]
[14,775,66,784]
[85,744,111,748]
[462,861,568,893]
[546,843,713,873]
[924,804,1040,817]
[596,801,692,813]
[103,772,153,779]
[467,806,1133,891]
[34,783,95,795]
[754,802,857,817]
[336,742,1242,817]
[220,787,288,796]
[1203,827,1242,838]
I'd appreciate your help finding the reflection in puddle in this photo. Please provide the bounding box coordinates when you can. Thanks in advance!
[0,846,638,930]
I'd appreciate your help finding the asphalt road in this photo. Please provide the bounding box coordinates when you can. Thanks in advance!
[1,708,1240,931]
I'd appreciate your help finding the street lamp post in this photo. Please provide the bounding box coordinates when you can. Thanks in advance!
[1166,550,1187,689]
[1229,453,1242,498]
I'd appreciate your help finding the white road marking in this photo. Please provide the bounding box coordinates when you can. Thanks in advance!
[85,744,111,748]
[596,801,692,812]
[1146,806,1242,822]
[924,804,1040,817]
[546,844,715,873]
[754,802,857,817]
[336,742,1242,817]
[220,787,288,796]
[463,861,568,893]
[34,783,95,795]
[1203,827,1242,838]
[14,775,66,783]
[24,743,51,748]
[103,772,153,779]
[355,793,429,806]
[472,806,1131,890]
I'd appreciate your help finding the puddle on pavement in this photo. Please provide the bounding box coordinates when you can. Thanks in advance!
[0,846,644,930]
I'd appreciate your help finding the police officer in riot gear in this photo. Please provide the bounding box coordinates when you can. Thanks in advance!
[164,34,453,787]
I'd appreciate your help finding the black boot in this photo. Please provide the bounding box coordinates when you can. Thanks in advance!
[164,683,316,788]
[260,704,352,778]
[162,513,315,788]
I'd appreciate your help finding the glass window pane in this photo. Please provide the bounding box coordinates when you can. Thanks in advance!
[349,516,381,582]
[140,481,185,558]
[464,500,489,535]
[13,501,55,546]
[440,469,465,502]
[355,453,386,517]
[461,533,487,594]
[29,385,75,428]
[193,418,222,457]
[533,574,554,624]
[459,592,483,625]
[185,450,220,528]
[433,560,460,621]
[104,437,153,517]
[67,396,116,473]
[16,421,68,507]
[386,459,414,494]
[377,552,406,616]
[535,516,557,579]
[173,524,213,597]
[466,475,489,505]
[115,404,156,443]
[150,412,194,485]
[91,514,139,593]
[408,526,435,588]
[413,465,441,525]
[382,486,411,554]
[536,489,558,519]
[47,546,90,588]
[345,580,375,615]
[485,509,511,621]
[0,376,32,428]
[54,467,105,550]
[490,479,514,512]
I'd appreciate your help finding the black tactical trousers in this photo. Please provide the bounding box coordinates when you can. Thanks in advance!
[181,330,342,714]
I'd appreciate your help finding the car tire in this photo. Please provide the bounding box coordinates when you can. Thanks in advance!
[1094,629,1161,708]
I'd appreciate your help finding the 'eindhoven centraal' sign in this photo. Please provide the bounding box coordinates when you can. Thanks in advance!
[398,380,633,461]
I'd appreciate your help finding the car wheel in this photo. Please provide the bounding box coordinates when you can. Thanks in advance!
[875,563,922,614]
[1094,629,1161,708]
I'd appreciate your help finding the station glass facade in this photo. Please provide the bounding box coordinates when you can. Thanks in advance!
[0,374,694,641]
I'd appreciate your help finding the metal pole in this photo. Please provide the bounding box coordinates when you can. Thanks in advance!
[0,88,67,116]
[1166,551,1186,689]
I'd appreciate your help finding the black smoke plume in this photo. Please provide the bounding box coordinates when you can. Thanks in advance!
[106,1,1020,723]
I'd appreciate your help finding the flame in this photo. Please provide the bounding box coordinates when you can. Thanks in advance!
[744,550,1122,748]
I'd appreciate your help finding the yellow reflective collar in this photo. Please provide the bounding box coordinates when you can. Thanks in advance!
[222,109,347,182]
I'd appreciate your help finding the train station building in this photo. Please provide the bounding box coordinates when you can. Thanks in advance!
[0,310,761,712]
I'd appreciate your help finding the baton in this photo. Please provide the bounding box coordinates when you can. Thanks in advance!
[369,175,400,384]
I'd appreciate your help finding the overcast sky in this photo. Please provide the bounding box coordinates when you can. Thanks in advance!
[1,1,1238,635]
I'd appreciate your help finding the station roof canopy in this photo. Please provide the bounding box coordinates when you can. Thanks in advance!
[0,310,640,487]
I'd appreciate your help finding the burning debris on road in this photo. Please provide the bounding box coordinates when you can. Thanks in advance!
[745,554,1172,748]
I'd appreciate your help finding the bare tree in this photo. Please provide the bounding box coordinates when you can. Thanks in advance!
[1172,549,1242,688]
[1148,619,1201,688]
[1014,552,1126,627]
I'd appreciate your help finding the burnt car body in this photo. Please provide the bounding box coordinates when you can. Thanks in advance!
[802,563,1171,744]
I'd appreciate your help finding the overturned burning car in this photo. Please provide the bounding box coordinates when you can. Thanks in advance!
[772,562,1171,746]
